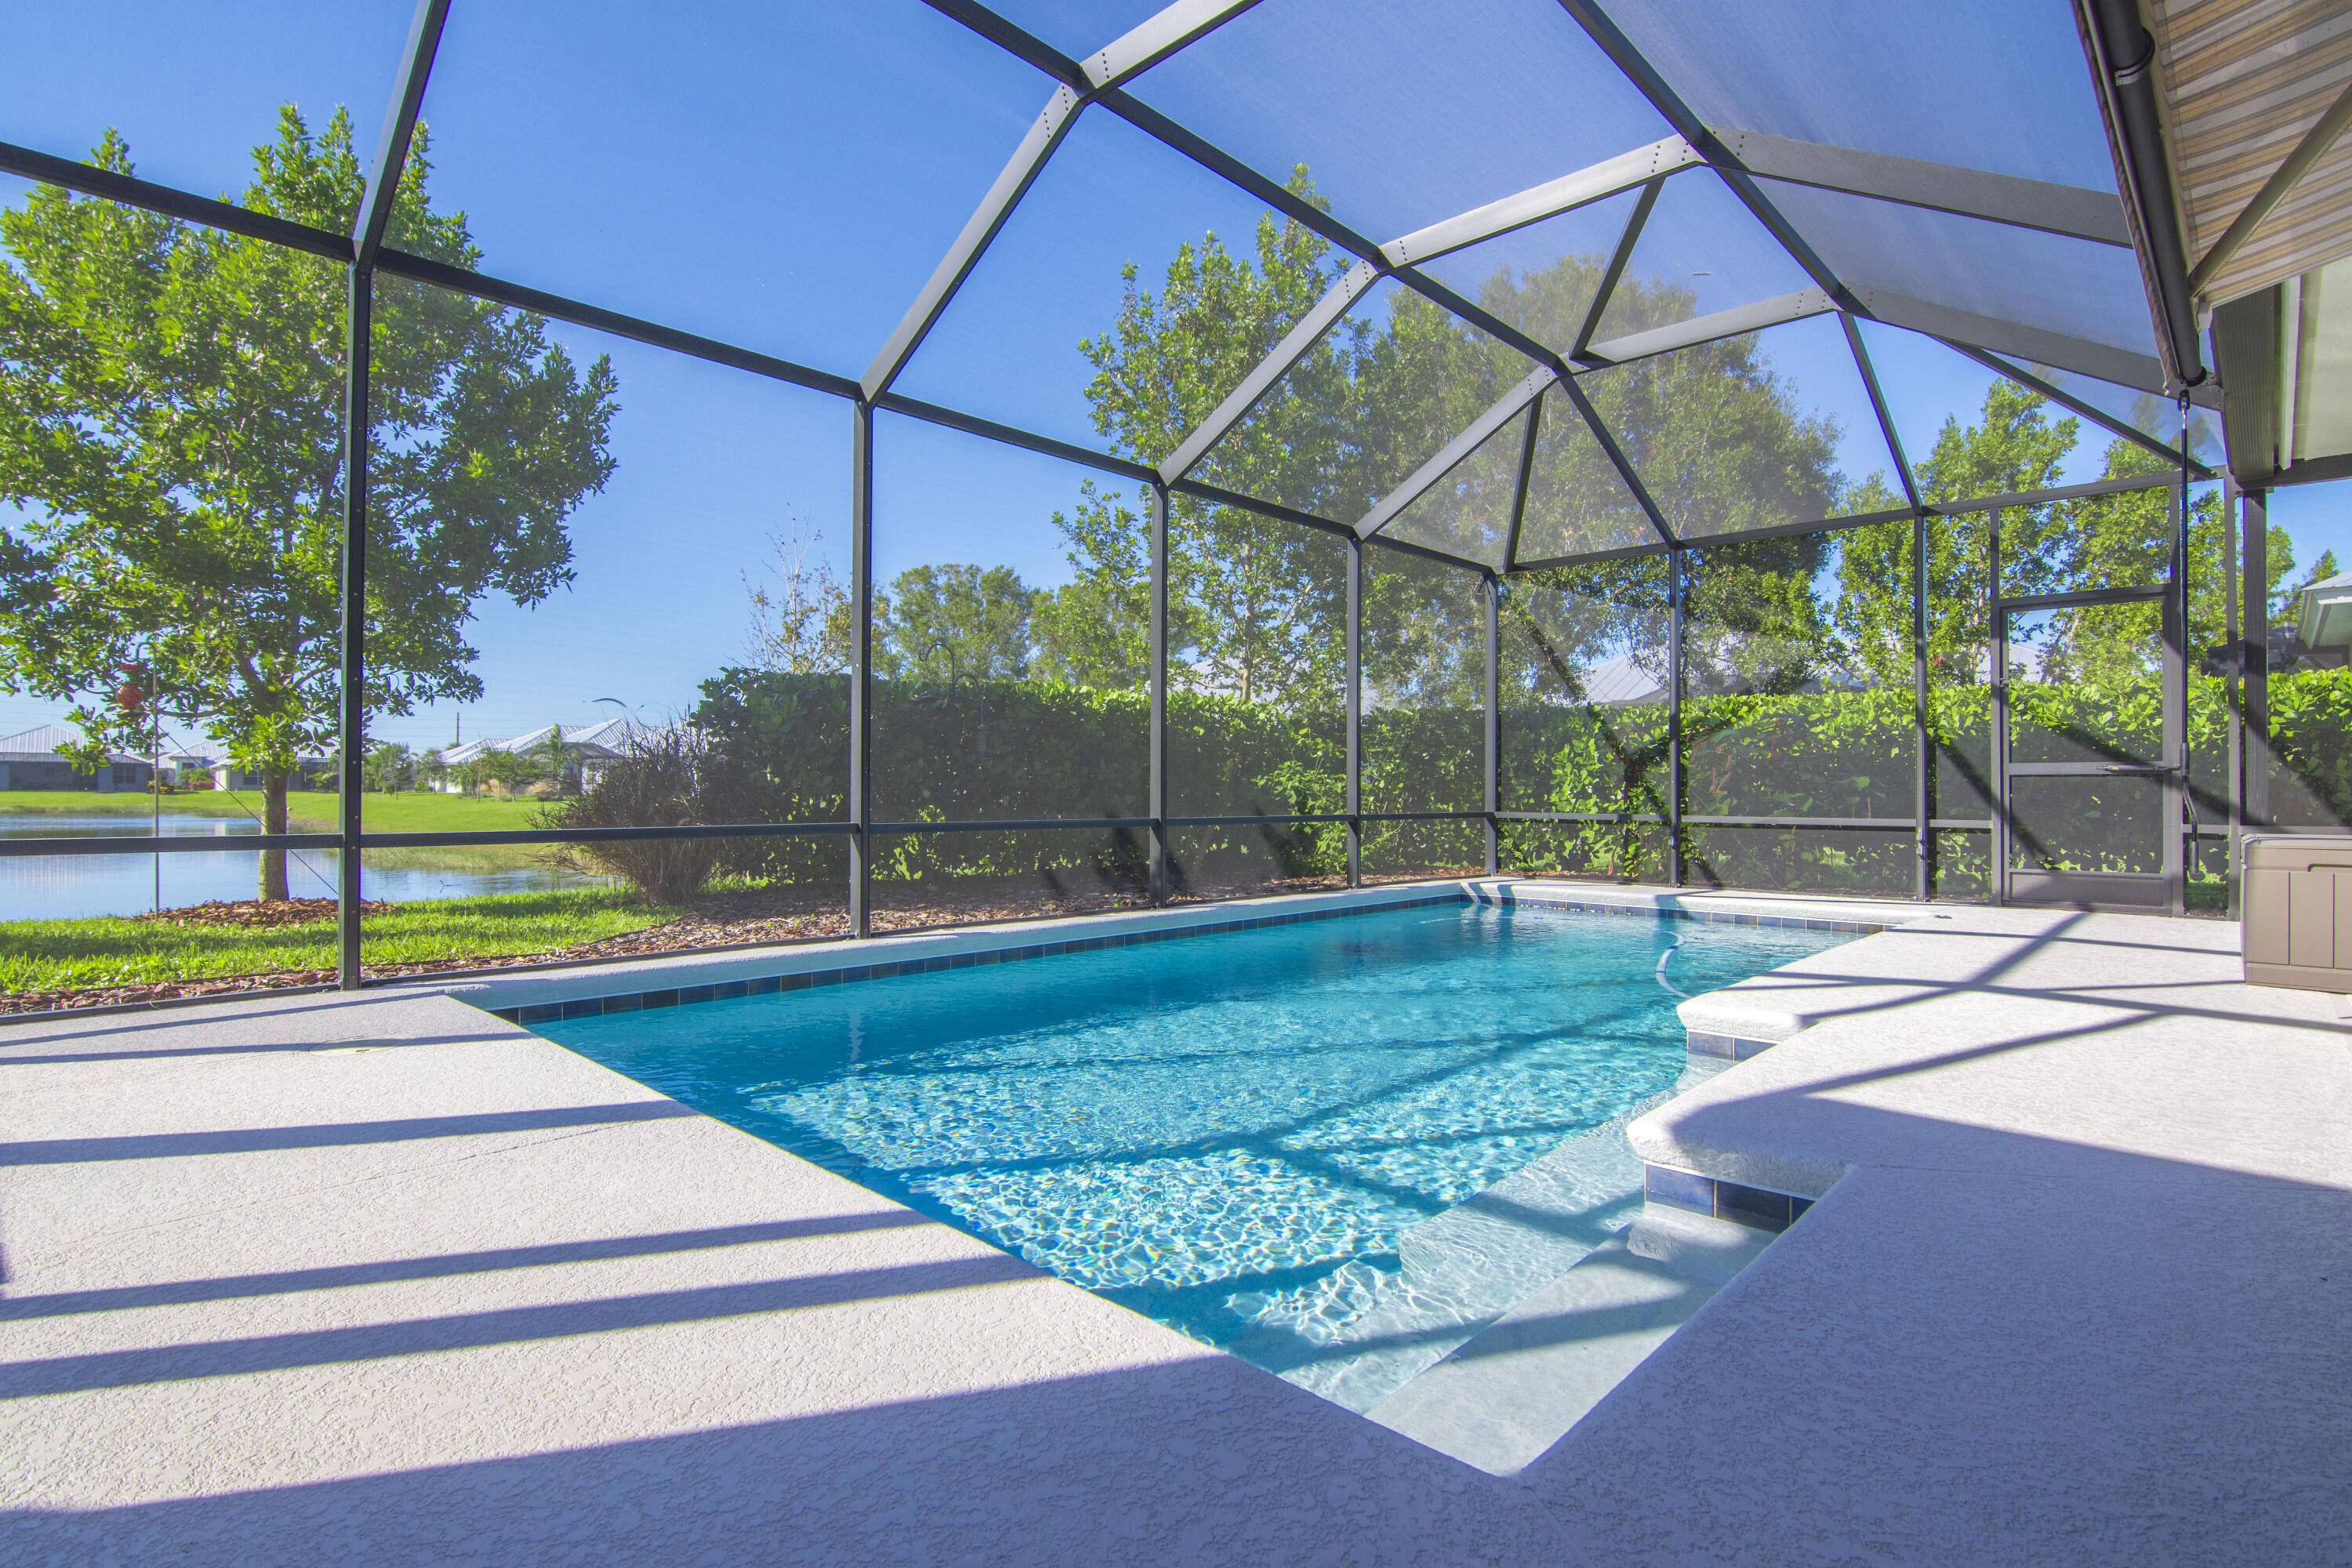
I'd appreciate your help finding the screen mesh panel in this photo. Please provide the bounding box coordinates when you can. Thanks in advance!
[1599,0,2116,187]
[1192,278,1539,528]
[409,0,1052,375]
[893,106,1279,456]
[1374,405,1530,570]
[1125,0,1672,241]
[1587,170,1818,347]
[0,0,412,219]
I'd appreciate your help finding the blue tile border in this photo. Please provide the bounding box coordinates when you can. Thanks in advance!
[481,886,1895,1029]
[1644,1163,1815,1233]
[484,891,1473,1025]
[1501,887,1887,938]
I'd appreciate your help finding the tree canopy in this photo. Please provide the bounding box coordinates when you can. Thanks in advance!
[0,107,618,896]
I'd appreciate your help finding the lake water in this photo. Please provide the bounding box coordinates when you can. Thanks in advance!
[0,813,612,920]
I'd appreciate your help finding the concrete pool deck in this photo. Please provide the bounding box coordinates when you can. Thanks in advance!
[5,885,2350,1563]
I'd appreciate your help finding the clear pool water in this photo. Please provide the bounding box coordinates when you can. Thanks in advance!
[540,902,1851,1403]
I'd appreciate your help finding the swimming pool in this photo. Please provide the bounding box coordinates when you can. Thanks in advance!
[539,900,1853,1406]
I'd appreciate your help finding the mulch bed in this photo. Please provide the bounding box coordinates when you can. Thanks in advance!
[1,869,1425,1017]
[131,897,394,929]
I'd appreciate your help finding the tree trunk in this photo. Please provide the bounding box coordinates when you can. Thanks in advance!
[259,768,289,903]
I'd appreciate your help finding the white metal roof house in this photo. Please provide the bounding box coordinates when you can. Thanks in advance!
[432,717,686,792]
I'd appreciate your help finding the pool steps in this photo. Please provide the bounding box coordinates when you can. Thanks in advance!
[1366,1204,1775,1475]
[1277,1057,1742,1414]
[1276,1101,1660,1412]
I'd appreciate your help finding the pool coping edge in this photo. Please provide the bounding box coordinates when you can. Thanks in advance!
[426,879,1920,1025]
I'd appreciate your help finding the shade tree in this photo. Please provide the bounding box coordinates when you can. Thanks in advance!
[0,107,618,898]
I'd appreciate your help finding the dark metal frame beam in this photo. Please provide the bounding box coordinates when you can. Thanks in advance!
[1356,370,1555,539]
[1844,313,1932,899]
[1725,129,2130,245]
[1849,285,2183,400]
[1508,468,2183,574]
[1081,0,1268,89]
[1149,481,1172,902]
[1954,343,2215,477]
[353,0,450,269]
[1666,546,1686,884]
[336,270,371,989]
[1345,536,1363,887]
[1550,372,1678,546]
[866,0,1267,403]
[1501,393,1544,570]
[1547,0,1861,317]
[0,139,356,260]
[2243,487,2272,831]
[1572,178,1662,362]
[380,249,861,398]
[334,0,448,989]
[1843,314,1921,510]
[1381,136,1699,266]
[1579,287,1833,367]
[861,85,1083,401]
[1158,260,1379,482]
[1483,575,1501,874]
[848,403,877,937]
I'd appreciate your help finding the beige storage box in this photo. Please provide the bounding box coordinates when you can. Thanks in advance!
[2244,835,2352,991]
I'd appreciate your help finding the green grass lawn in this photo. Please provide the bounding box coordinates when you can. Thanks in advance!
[0,789,555,831]
[0,887,677,994]
[0,789,572,873]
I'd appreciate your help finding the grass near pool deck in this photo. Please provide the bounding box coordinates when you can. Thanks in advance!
[0,887,681,994]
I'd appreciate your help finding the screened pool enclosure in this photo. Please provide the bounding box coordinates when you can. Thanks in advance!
[0,0,2338,1007]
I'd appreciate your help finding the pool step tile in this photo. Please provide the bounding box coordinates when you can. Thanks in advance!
[1642,1163,1815,1232]
[1365,1205,1773,1475]
[1685,1029,1779,1061]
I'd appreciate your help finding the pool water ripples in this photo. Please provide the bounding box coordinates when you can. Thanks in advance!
[543,902,1849,1399]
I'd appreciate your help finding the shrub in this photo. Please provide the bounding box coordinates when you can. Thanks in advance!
[538,730,747,905]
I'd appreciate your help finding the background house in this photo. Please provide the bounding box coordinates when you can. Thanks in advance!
[434,717,681,794]
[0,723,154,793]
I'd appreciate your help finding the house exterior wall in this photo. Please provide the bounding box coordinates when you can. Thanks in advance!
[0,756,154,791]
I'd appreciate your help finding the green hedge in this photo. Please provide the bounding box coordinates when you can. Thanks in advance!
[688,666,2352,898]
[691,670,1488,890]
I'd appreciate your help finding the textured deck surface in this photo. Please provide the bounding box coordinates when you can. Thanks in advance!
[5,893,2348,1563]
[1544,906,2352,1564]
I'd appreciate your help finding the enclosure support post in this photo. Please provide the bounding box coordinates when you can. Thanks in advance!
[2224,474,2242,915]
[1483,573,1501,876]
[848,401,875,938]
[1346,535,1363,889]
[1666,546,1685,888]
[2164,475,2187,916]
[1990,519,2009,905]
[2243,486,2271,837]
[1913,510,1932,902]
[336,265,372,992]
[1149,481,1171,904]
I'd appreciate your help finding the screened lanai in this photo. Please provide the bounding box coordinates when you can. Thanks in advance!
[0,0,2343,1008]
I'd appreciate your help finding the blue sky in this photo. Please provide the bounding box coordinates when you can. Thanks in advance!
[2,0,2347,752]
